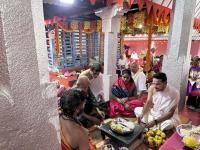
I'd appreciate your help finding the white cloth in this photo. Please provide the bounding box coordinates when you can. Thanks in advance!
[132,71,147,95]
[90,73,104,100]
[135,107,173,131]
[134,84,180,129]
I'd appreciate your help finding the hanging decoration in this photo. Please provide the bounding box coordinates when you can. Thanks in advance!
[137,0,144,11]
[79,22,84,31]
[146,11,153,72]
[57,21,73,32]
[120,16,127,33]
[91,20,97,32]
[146,0,152,15]
[89,33,93,58]
[96,20,102,32]
[84,21,91,31]
[70,21,79,30]
[127,13,134,28]
[194,18,200,30]
[44,16,66,26]
[128,0,134,7]
[157,23,169,33]
[117,0,124,7]
[55,24,60,56]
[133,11,145,28]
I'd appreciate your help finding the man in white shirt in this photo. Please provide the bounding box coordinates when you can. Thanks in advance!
[134,72,180,130]
[129,62,147,95]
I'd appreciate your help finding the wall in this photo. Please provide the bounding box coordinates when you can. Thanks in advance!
[0,0,60,149]
[124,40,200,57]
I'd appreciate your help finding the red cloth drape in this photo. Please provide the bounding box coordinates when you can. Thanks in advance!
[117,0,124,7]
[146,0,152,15]
[55,24,60,56]
[90,0,96,5]
[137,0,144,10]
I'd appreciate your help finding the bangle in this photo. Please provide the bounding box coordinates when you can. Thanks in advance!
[154,119,158,125]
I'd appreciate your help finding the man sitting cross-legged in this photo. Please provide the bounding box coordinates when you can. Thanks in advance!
[134,72,181,130]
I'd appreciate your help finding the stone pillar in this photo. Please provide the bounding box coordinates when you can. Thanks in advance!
[0,0,60,149]
[31,0,50,84]
[162,0,196,110]
[96,5,123,101]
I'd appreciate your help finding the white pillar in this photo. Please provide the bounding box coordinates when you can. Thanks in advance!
[96,5,123,101]
[162,0,196,110]
[0,0,60,149]
[31,0,50,84]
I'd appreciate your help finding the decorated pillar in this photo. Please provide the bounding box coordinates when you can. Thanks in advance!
[0,0,60,149]
[162,0,196,110]
[96,5,125,101]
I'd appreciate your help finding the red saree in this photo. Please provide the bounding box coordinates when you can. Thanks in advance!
[108,78,144,117]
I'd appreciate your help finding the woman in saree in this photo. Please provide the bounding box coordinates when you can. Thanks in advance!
[187,57,200,109]
[109,69,144,117]
[59,88,96,150]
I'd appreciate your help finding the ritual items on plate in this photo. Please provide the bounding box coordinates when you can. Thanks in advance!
[109,118,135,135]
[176,124,200,149]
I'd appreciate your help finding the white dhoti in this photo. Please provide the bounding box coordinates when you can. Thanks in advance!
[134,107,175,131]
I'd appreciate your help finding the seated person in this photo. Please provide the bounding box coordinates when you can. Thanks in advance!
[134,72,180,131]
[109,69,144,118]
[79,63,102,80]
[74,76,106,128]
[59,89,97,150]
[129,62,147,95]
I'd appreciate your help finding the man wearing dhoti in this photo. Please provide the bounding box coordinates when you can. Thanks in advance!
[134,72,180,130]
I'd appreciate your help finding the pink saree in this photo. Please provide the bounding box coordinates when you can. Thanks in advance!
[108,78,144,117]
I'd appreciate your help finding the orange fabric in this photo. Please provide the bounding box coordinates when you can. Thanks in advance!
[146,12,153,72]
[55,24,60,56]
[61,135,96,150]
[117,0,123,7]
[89,34,92,58]
[61,140,76,150]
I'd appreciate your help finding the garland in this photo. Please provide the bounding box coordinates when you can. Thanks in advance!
[55,24,60,56]
[146,11,153,72]
[89,33,93,58]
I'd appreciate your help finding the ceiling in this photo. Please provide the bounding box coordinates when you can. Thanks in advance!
[42,0,143,20]
[43,0,106,20]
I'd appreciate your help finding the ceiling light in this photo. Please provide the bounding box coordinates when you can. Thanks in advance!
[60,0,74,4]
